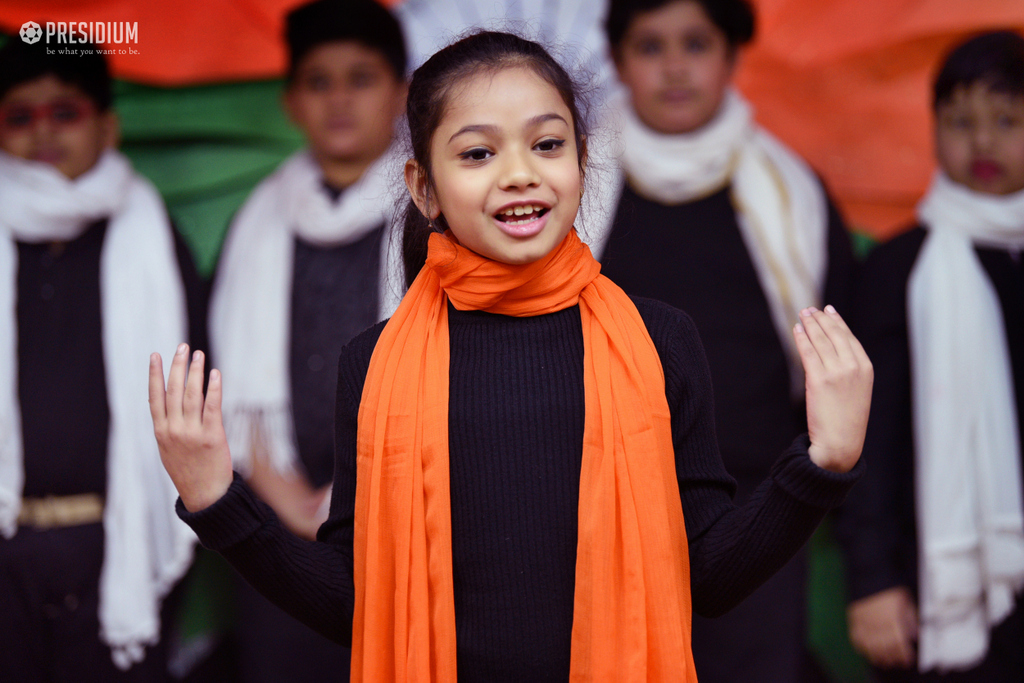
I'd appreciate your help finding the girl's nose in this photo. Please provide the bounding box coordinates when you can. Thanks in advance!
[499,149,541,189]
[972,124,995,152]
[663,45,689,79]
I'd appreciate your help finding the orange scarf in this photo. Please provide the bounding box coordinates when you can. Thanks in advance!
[352,229,696,682]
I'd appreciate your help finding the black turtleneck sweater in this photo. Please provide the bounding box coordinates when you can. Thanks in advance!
[180,296,862,682]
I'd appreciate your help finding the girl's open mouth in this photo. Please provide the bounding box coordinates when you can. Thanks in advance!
[493,203,550,238]
[494,204,549,226]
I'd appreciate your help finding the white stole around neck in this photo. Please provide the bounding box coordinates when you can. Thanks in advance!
[0,149,194,669]
[588,89,828,396]
[910,172,1024,672]
[210,148,403,476]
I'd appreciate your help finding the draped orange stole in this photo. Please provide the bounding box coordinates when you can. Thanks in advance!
[352,229,696,682]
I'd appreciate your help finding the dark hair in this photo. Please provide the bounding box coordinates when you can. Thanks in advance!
[400,31,590,286]
[285,0,407,82]
[0,34,112,111]
[605,0,755,52]
[933,30,1024,110]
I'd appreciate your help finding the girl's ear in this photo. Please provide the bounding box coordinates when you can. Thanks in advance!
[404,159,439,220]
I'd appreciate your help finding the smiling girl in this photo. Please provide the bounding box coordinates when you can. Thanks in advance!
[149,31,871,682]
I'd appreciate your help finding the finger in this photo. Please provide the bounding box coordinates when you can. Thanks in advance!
[793,317,824,375]
[818,304,860,358]
[825,305,873,368]
[805,307,849,365]
[148,353,167,428]
[183,349,206,418]
[203,368,223,427]
[165,343,190,419]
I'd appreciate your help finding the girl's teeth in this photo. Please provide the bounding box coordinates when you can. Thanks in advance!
[502,205,541,217]
[498,205,545,222]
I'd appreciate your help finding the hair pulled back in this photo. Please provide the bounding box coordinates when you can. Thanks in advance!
[933,30,1024,111]
[604,0,755,53]
[401,30,589,286]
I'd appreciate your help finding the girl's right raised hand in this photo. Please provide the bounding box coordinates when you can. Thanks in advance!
[793,305,874,474]
[149,343,233,512]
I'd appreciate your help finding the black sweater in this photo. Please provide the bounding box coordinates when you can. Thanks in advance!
[601,183,855,497]
[18,218,207,497]
[180,296,862,682]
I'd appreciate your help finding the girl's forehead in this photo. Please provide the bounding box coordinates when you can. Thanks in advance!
[439,67,572,129]
[941,82,1024,110]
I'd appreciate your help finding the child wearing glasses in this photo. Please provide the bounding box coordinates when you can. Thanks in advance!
[0,36,204,680]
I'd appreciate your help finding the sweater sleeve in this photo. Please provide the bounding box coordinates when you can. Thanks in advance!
[634,297,864,617]
[175,320,387,645]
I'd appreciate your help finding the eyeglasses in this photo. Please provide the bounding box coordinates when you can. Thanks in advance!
[0,98,95,132]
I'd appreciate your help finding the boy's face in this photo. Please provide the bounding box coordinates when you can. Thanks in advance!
[613,0,735,135]
[935,82,1024,196]
[0,74,117,180]
[284,41,406,173]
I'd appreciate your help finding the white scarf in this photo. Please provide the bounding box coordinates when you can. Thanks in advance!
[591,89,828,395]
[210,148,403,475]
[910,172,1024,672]
[0,149,194,669]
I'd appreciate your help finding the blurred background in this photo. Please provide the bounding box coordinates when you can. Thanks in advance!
[2,1,1022,681]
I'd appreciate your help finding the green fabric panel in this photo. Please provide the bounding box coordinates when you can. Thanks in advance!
[807,520,870,683]
[113,79,303,276]
[851,230,878,261]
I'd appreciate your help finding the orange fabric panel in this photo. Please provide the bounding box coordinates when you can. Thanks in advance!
[1,0,1020,237]
[735,0,1024,238]
[0,0,398,86]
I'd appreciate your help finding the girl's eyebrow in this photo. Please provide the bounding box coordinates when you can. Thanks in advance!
[447,113,569,144]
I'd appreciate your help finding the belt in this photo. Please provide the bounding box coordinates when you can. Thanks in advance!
[18,493,104,529]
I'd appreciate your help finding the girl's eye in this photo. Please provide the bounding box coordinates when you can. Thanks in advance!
[458,147,492,162]
[304,74,331,92]
[996,113,1022,129]
[535,138,566,153]
[684,35,711,54]
[350,70,378,89]
[636,38,662,56]
[946,115,973,130]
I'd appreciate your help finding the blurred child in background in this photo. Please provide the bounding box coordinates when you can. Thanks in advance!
[838,30,1024,682]
[0,36,204,681]
[206,0,407,680]
[596,0,856,680]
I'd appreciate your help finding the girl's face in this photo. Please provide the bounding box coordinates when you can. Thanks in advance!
[935,82,1024,196]
[614,0,735,135]
[285,41,406,172]
[407,66,583,265]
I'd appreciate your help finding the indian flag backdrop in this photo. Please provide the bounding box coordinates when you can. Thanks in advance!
[2,0,1023,273]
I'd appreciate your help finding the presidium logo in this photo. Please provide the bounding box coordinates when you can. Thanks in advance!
[19,21,42,44]
[19,20,138,47]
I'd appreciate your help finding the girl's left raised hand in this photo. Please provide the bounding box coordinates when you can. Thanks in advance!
[794,306,873,473]
[149,344,234,512]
